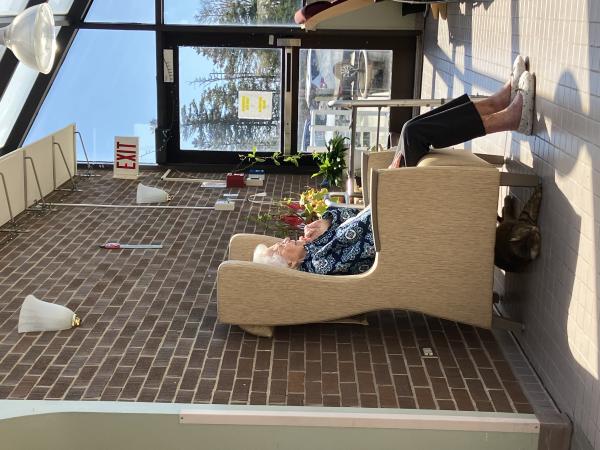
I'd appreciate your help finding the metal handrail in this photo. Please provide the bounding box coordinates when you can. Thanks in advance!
[0,172,17,233]
[24,156,50,212]
[53,140,79,191]
[327,98,449,108]
[75,131,100,177]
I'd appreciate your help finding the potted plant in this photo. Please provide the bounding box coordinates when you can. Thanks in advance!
[237,147,304,171]
[312,134,348,188]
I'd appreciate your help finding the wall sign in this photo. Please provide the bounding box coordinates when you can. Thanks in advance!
[114,136,139,179]
[238,91,273,120]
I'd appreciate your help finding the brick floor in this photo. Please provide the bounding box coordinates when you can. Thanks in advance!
[0,169,532,412]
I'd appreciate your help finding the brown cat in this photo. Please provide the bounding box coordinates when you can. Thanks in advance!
[495,184,542,272]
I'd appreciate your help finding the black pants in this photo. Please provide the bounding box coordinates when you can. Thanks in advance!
[397,94,486,167]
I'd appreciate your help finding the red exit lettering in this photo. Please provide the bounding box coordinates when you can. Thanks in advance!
[116,141,137,169]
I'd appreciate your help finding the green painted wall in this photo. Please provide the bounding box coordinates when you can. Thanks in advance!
[0,401,539,450]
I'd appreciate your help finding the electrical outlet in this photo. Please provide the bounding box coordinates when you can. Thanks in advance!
[421,347,436,357]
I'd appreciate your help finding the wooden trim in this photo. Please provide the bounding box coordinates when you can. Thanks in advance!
[302,0,374,31]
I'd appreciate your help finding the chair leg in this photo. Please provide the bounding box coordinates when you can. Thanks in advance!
[239,324,274,338]
[492,314,524,333]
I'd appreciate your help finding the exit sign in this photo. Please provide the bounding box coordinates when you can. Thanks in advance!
[114,136,139,179]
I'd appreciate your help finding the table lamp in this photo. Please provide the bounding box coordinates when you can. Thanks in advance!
[0,3,56,74]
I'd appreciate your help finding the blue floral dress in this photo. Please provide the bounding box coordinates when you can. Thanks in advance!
[300,206,375,275]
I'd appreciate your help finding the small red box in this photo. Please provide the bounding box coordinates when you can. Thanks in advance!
[226,173,246,188]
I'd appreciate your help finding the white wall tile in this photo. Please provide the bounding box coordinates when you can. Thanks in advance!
[421,1,600,448]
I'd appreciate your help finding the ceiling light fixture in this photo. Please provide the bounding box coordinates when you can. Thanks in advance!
[0,3,56,74]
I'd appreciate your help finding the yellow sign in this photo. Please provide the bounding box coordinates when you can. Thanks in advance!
[238,91,273,119]
[241,95,250,112]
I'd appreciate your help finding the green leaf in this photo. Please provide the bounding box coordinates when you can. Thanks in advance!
[255,157,266,162]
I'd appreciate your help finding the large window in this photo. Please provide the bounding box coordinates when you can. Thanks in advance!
[48,0,77,14]
[85,0,155,23]
[0,0,28,15]
[165,0,302,25]
[0,64,38,147]
[26,30,157,163]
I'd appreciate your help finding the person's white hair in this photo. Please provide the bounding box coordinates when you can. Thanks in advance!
[253,244,290,268]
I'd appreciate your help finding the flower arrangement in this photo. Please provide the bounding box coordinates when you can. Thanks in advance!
[252,188,330,238]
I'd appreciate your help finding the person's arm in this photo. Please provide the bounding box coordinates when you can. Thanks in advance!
[303,206,361,243]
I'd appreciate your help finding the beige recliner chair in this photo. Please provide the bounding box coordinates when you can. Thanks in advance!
[217,149,501,337]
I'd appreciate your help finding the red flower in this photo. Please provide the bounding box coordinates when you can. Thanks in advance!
[280,215,304,228]
[287,201,303,211]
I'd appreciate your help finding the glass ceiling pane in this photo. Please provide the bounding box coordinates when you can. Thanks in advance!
[85,0,155,23]
[0,0,27,15]
[48,0,76,15]
[165,0,302,25]
[26,30,157,164]
[0,63,38,148]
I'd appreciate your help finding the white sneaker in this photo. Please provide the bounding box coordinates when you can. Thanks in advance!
[516,71,536,135]
[511,55,527,101]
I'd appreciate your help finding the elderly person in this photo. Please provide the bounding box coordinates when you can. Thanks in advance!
[255,65,535,275]
[255,206,375,275]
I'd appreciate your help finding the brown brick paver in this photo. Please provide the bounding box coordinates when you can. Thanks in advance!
[0,170,530,413]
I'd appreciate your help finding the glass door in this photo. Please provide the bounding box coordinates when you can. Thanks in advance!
[160,31,416,166]
[178,46,282,153]
[297,48,394,153]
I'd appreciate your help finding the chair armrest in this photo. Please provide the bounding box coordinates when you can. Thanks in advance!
[228,233,281,261]
[361,150,395,205]
[303,0,373,30]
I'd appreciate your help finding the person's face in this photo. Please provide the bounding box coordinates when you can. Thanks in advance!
[268,238,306,266]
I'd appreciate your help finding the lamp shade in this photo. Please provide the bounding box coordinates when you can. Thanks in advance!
[18,295,81,333]
[136,183,171,204]
[0,3,56,74]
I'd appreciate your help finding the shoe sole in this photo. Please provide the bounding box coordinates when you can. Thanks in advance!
[517,72,536,135]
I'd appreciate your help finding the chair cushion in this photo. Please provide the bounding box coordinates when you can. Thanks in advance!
[418,149,491,168]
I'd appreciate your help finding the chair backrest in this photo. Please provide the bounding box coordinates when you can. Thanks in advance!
[361,149,395,205]
[369,164,500,284]
[368,165,500,328]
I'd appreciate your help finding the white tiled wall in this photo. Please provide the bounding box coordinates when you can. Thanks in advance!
[421,1,600,449]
